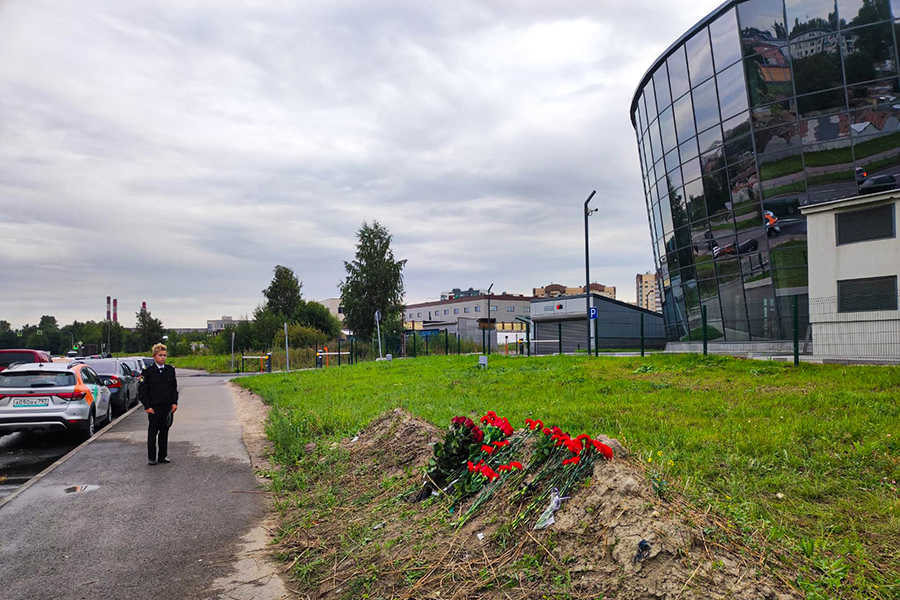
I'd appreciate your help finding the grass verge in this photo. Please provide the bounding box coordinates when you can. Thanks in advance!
[240,354,900,599]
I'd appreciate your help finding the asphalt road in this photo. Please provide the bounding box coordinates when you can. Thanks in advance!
[0,430,80,499]
[0,371,268,600]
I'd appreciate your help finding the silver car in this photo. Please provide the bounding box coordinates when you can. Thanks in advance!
[0,362,112,440]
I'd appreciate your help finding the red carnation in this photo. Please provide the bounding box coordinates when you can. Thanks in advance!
[542,427,552,435]
[563,455,580,466]
[493,440,509,447]
[498,465,510,472]
[481,444,494,455]
[510,461,523,470]
[467,461,475,472]
[593,441,614,460]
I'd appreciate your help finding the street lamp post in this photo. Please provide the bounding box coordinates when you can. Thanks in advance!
[62,330,75,353]
[485,283,494,354]
[584,190,597,355]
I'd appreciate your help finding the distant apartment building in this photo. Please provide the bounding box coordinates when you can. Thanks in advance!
[532,283,615,300]
[404,293,533,342]
[440,287,489,300]
[206,316,247,335]
[319,298,345,323]
[635,272,661,313]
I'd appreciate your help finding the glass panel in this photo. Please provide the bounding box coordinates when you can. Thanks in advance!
[687,27,715,86]
[853,113,900,182]
[634,105,643,136]
[665,148,682,175]
[685,178,707,223]
[843,23,897,85]
[786,0,838,38]
[646,77,658,117]
[659,189,675,233]
[791,34,843,94]
[760,144,807,202]
[675,225,692,250]
[654,63,672,109]
[674,93,696,143]
[711,8,744,71]
[680,136,700,162]
[802,112,850,143]
[756,121,802,154]
[659,106,678,152]
[693,77,721,132]
[752,99,798,130]
[717,62,750,119]
[652,200,664,240]
[725,132,754,165]
[682,155,702,184]
[729,158,760,209]
[704,168,732,218]
[739,0,788,54]
[745,51,794,107]
[773,267,810,289]
[668,164,684,191]
[720,288,751,341]
[671,185,690,231]
[747,291,783,339]
[701,142,727,175]
[838,0,891,28]
[803,138,855,203]
[797,89,847,117]
[649,119,663,163]
[695,241,719,277]
[668,47,692,101]
[639,92,650,133]
[698,124,723,155]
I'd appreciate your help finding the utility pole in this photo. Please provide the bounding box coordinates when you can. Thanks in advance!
[583,190,597,355]
[486,283,494,354]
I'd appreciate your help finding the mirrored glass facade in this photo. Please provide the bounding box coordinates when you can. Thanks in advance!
[631,0,900,342]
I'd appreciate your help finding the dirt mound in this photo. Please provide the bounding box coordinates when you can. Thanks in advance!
[276,409,799,599]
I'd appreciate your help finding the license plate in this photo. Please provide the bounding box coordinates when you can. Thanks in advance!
[13,397,50,407]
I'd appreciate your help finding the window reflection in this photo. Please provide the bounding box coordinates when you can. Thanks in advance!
[752,100,798,130]
[853,114,900,180]
[654,63,672,109]
[668,46,691,100]
[756,121,801,154]
[693,77,721,132]
[797,89,847,117]
[698,124,723,155]
[639,92,649,133]
[728,158,760,207]
[659,106,678,153]
[682,155,702,184]
[703,168,731,217]
[786,0,838,37]
[717,62,751,119]
[674,94,696,143]
[725,132,755,165]
[802,112,850,143]
[701,143,726,175]
[739,0,788,53]
[685,178,707,223]
[804,138,856,202]
[791,34,843,94]
[842,23,896,85]
[646,78,658,117]
[649,119,663,163]
[686,28,715,86]
[846,77,899,111]
[659,189,675,233]
[744,50,793,107]
[838,0,891,28]
[711,9,744,71]
[680,136,700,162]
[665,148,682,174]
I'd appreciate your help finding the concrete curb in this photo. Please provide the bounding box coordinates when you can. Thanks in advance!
[0,402,143,511]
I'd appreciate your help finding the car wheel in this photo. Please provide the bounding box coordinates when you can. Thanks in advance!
[76,410,95,442]
[104,401,112,425]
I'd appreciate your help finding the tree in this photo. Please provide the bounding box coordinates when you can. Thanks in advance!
[262,265,303,318]
[293,300,342,339]
[251,304,281,350]
[340,221,407,339]
[134,309,165,351]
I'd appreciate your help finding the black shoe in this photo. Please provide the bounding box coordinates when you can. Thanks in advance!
[159,458,171,464]
[148,459,158,465]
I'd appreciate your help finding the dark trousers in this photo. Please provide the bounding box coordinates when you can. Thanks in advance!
[147,405,172,460]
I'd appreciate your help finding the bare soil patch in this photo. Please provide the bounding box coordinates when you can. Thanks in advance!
[271,407,801,599]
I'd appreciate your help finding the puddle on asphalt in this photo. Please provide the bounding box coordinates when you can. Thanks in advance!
[64,485,95,494]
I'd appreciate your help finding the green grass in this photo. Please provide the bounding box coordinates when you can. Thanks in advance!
[240,354,900,599]
[760,155,803,181]
[764,180,807,200]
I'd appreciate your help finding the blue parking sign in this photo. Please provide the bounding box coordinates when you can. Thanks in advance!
[589,307,598,319]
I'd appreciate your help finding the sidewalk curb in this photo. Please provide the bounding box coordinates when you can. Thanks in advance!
[0,403,143,511]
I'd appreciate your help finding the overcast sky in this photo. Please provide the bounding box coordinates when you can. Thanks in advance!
[1,0,725,328]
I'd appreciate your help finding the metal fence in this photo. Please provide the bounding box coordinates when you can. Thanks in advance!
[809,292,900,362]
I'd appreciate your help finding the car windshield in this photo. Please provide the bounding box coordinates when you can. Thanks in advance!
[0,352,38,367]
[77,359,121,375]
[0,372,76,388]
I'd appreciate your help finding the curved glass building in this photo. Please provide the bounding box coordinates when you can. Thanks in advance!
[631,0,900,342]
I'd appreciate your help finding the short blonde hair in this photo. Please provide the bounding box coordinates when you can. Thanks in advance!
[152,343,168,356]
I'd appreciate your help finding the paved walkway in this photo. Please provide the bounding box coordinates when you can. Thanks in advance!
[0,370,285,600]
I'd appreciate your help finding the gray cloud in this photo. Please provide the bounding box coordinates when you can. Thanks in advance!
[0,0,723,327]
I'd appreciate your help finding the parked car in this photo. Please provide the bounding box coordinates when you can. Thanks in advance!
[859,174,898,195]
[139,357,155,369]
[0,362,111,440]
[855,166,867,184]
[0,349,53,374]
[123,357,146,379]
[74,358,139,416]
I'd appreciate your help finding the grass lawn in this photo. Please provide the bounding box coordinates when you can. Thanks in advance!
[239,354,900,599]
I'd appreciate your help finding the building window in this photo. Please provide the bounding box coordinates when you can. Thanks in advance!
[838,276,898,313]
[464,307,470,313]
[506,306,515,312]
[417,312,422,318]
[836,204,895,245]
[490,305,498,311]
[338,307,344,314]
[523,307,530,313]
[453,308,459,314]
[474,305,481,312]
[444,309,449,315]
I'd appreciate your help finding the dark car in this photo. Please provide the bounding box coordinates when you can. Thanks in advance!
[139,357,155,369]
[0,349,52,373]
[75,358,139,416]
[859,174,898,195]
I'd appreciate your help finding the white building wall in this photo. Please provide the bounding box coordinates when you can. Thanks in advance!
[803,192,900,360]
